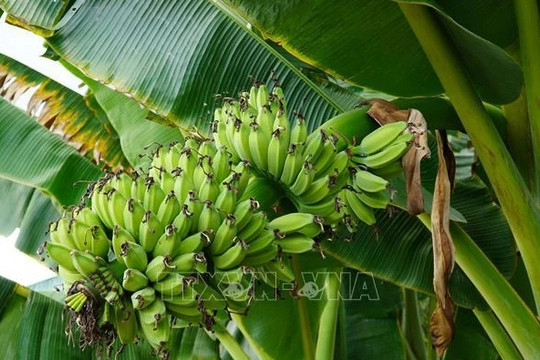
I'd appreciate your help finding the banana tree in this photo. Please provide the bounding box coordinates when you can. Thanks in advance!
[0,0,539,359]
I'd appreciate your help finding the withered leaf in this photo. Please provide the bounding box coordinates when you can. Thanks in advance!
[0,54,128,170]
[430,130,456,357]
[402,109,430,215]
[362,98,409,125]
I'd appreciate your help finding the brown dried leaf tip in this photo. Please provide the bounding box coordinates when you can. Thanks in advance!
[430,130,456,356]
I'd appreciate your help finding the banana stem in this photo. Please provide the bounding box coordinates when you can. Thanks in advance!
[291,255,316,360]
[417,214,540,359]
[315,269,342,360]
[473,309,523,360]
[213,323,250,360]
[402,289,428,360]
[400,2,540,314]
[514,0,540,201]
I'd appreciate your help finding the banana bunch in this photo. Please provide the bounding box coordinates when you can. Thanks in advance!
[45,136,326,357]
[340,121,416,228]
[212,85,351,225]
[211,84,416,232]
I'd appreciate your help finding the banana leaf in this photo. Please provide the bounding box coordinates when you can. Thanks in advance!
[0,53,128,169]
[0,98,103,206]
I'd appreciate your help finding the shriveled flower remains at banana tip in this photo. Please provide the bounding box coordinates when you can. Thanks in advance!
[42,82,419,359]
[43,137,326,358]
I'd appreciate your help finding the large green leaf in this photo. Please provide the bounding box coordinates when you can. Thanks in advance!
[0,295,25,359]
[83,78,183,169]
[340,270,405,360]
[43,0,359,132]
[16,190,59,255]
[445,310,499,360]
[17,293,91,360]
[0,179,34,236]
[324,175,515,309]
[225,0,521,104]
[0,0,68,33]
[0,98,103,205]
[0,53,129,169]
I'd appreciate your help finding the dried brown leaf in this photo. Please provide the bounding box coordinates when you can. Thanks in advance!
[362,98,409,125]
[430,130,456,357]
[403,109,430,215]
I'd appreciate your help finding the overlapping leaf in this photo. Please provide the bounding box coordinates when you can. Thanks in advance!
[225,0,521,104]
[0,178,34,236]
[0,98,103,205]
[324,176,515,310]
[43,0,360,133]
[0,54,128,169]
[0,0,68,34]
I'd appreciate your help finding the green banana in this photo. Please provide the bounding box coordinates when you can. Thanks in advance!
[112,225,135,265]
[122,268,149,292]
[280,143,305,186]
[132,287,157,309]
[356,121,408,155]
[214,183,237,214]
[45,242,77,272]
[143,178,166,214]
[237,211,267,243]
[114,299,138,344]
[123,198,145,238]
[152,224,181,258]
[290,115,307,144]
[145,256,172,283]
[178,231,211,254]
[212,146,232,183]
[212,240,248,270]
[242,244,278,266]
[139,211,165,253]
[157,191,181,225]
[269,213,321,235]
[357,190,390,209]
[233,198,260,231]
[71,250,105,276]
[353,142,410,169]
[353,169,389,193]
[246,229,275,255]
[154,273,186,297]
[120,240,148,272]
[267,127,288,180]
[197,201,221,232]
[300,175,332,205]
[249,121,270,171]
[277,233,315,254]
[290,161,316,196]
[211,215,237,255]
[49,218,76,248]
[344,189,376,225]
